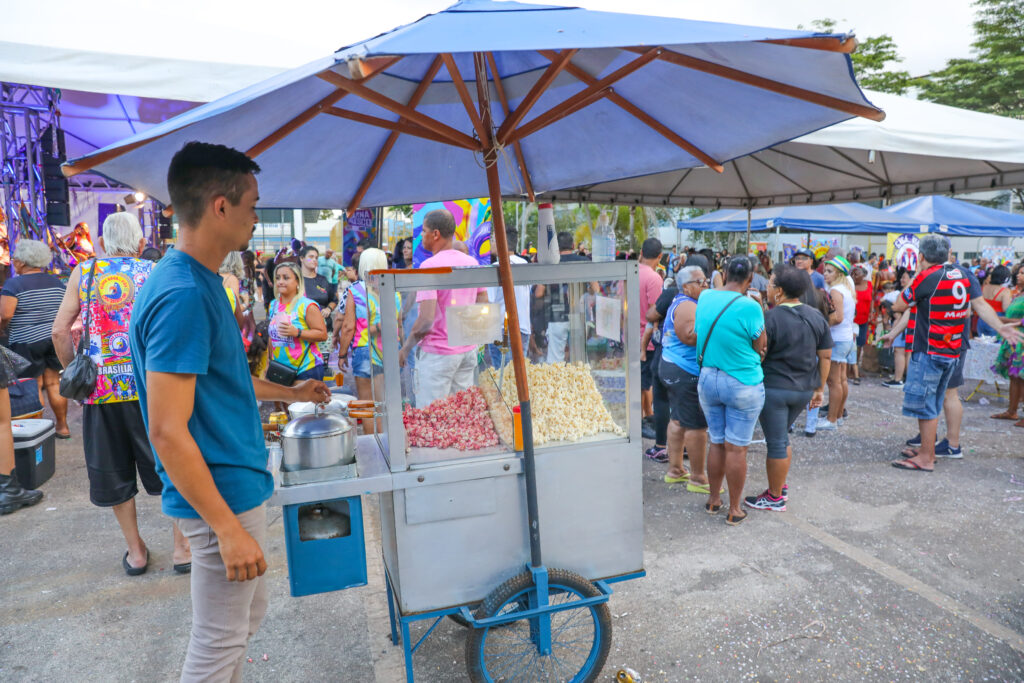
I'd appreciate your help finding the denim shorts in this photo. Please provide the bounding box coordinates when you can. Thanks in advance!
[831,339,857,364]
[902,352,956,420]
[893,335,906,350]
[351,345,372,379]
[697,367,765,447]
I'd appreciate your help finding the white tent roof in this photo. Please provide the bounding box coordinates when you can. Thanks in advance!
[546,90,1024,208]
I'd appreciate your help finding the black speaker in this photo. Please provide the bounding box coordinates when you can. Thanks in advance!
[157,213,173,240]
[41,127,70,227]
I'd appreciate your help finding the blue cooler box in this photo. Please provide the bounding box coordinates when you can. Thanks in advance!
[13,418,55,489]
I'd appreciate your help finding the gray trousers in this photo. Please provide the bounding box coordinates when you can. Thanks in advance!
[175,504,268,683]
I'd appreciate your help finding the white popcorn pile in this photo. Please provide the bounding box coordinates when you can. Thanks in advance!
[479,361,625,445]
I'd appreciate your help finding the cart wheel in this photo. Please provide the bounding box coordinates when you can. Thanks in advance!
[465,568,611,683]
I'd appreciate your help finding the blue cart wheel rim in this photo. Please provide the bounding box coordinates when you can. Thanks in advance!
[474,582,603,682]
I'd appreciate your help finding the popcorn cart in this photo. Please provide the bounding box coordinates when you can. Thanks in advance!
[271,259,644,681]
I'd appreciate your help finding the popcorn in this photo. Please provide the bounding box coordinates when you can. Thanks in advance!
[479,361,625,446]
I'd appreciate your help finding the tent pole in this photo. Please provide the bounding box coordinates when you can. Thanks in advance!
[746,206,751,255]
[476,53,542,569]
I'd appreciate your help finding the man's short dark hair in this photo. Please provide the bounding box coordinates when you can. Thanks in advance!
[725,255,753,284]
[556,231,574,252]
[423,209,456,239]
[504,225,519,251]
[772,263,810,300]
[684,253,710,278]
[641,237,662,260]
[299,245,319,259]
[167,142,260,228]
[989,264,1011,286]
[356,237,374,250]
[919,235,951,265]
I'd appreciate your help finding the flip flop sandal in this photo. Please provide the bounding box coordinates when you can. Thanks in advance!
[173,562,192,575]
[990,412,1019,420]
[1014,419,1024,429]
[687,481,725,494]
[55,432,72,440]
[704,502,722,514]
[663,472,690,484]
[122,550,149,576]
[725,512,748,526]
[891,459,933,472]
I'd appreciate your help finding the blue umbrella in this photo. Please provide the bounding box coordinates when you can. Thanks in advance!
[885,195,1024,236]
[63,0,882,609]
[682,202,923,234]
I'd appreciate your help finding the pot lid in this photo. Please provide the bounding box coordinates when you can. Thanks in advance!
[281,409,351,439]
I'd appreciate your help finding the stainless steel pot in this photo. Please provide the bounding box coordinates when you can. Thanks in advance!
[280,404,356,471]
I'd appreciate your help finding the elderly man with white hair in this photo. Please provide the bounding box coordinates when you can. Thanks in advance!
[52,212,191,576]
[0,238,69,437]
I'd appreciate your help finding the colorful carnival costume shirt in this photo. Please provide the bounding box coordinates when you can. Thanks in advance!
[349,281,400,365]
[267,295,323,373]
[79,257,153,404]
[901,264,979,358]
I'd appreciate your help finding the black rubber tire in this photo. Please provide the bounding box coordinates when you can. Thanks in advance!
[465,568,612,683]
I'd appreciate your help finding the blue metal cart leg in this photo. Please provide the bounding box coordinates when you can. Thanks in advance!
[384,567,399,646]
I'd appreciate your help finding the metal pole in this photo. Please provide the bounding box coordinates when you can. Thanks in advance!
[745,206,751,255]
[476,53,542,568]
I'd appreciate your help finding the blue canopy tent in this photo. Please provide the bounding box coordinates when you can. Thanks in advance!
[885,195,1024,237]
[62,4,883,678]
[680,202,923,234]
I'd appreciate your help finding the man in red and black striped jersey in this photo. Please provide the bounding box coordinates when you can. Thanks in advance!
[892,236,1023,472]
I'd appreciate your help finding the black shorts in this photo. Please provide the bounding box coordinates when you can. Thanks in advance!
[948,351,966,390]
[9,338,63,378]
[659,359,707,430]
[641,355,654,391]
[856,322,869,348]
[83,401,162,507]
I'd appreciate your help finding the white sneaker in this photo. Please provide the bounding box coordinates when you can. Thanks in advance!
[817,420,838,431]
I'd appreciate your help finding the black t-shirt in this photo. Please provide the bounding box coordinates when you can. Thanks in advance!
[762,303,833,392]
[652,285,678,348]
[303,274,336,310]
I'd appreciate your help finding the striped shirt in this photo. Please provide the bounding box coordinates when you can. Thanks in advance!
[1,273,66,344]
[901,264,977,358]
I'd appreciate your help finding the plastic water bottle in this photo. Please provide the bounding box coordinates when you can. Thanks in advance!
[592,211,615,262]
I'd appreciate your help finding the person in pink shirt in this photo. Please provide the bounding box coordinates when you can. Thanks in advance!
[639,238,664,430]
[399,209,487,407]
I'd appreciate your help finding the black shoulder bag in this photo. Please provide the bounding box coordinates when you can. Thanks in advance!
[697,293,743,367]
[265,336,313,386]
[59,260,99,400]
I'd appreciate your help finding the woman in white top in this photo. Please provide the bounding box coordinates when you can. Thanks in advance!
[819,255,856,430]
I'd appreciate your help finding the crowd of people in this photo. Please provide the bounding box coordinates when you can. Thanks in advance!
[0,138,1021,680]
[644,237,1024,521]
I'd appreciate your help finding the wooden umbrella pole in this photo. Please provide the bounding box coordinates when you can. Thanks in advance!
[475,53,542,568]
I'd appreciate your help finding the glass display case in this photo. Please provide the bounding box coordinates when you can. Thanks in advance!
[369,260,640,473]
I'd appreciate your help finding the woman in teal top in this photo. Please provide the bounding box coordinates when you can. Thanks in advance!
[693,256,766,526]
[267,261,328,381]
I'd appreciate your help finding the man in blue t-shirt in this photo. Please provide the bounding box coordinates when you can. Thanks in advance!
[130,142,329,681]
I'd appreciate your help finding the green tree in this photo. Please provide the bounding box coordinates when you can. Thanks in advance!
[802,19,912,95]
[916,0,1024,118]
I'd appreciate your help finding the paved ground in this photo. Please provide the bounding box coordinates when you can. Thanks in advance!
[2,375,1023,682]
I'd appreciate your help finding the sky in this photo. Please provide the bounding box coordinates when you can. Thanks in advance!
[4,0,977,77]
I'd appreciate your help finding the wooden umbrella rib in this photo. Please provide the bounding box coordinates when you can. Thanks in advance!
[625,46,885,122]
[540,51,724,173]
[441,53,489,145]
[318,70,480,151]
[63,134,170,177]
[760,37,857,53]
[485,52,535,201]
[494,48,578,146]
[346,55,444,215]
[246,60,399,159]
[323,106,475,149]
[507,47,662,144]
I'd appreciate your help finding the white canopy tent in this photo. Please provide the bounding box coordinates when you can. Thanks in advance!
[545,90,1024,208]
